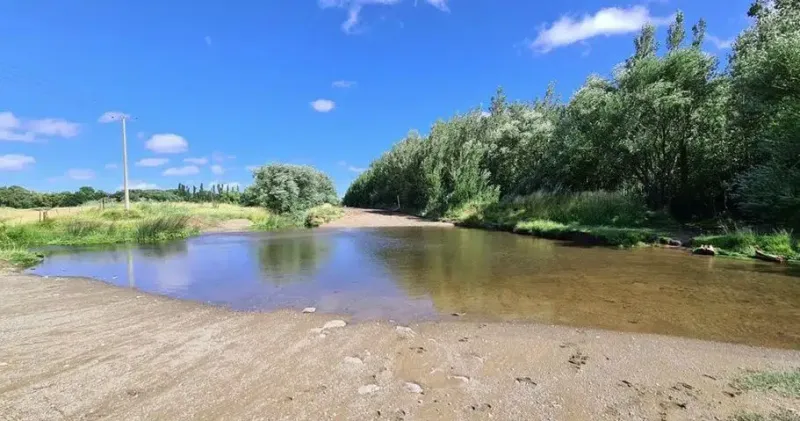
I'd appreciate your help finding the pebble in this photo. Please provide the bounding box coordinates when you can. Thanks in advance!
[358,384,380,395]
[450,375,470,383]
[396,326,416,338]
[344,356,363,365]
[322,320,347,329]
[302,307,316,314]
[404,382,424,394]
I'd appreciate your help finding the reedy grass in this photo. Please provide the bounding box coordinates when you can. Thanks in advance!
[694,228,798,260]
[453,191,664,247]
[730,410,800,421]
[733,369,800,398]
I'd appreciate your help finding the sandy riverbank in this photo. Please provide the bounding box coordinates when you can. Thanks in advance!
[1,269,798,421]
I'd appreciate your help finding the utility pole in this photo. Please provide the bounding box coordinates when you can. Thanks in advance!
[121,116,130,210]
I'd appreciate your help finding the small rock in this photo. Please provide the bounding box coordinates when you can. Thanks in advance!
[344,356,363,365]
[668,239,682,247]
[318,334,327,339]
[322,320,347,329]
[450,375,470,383]
[358,384,380,395]
[404,382,424,394]
[451,312,465,317]
[396,326,416,338]
[0,362,8,367]
[302,307,317,314]
[692,245,717,256]
[515,377,536,386]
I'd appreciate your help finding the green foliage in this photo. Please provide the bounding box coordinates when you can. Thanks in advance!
[345,3,798,238]
[244,164,338,213]
[0,247,43,268]
[0,185,108,209]
[135,215,193,242]
[304,204,345,228]
[734,369,800,398]
[694,229,798,259]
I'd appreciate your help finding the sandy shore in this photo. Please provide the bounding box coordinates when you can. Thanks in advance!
[1,270,798,421]
[324,208,454,228]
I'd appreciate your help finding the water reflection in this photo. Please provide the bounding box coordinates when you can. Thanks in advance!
[257,231,332,283]
[29,228,800,349]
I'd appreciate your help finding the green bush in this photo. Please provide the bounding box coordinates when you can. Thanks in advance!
[243,164,338,213]
[694,229,798,258]
[304,204,344,228]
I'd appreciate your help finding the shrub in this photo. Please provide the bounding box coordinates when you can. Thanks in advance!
[304,204,344,228]
[244,164,338,213]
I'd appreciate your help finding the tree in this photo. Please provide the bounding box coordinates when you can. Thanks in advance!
[244,164,338,213]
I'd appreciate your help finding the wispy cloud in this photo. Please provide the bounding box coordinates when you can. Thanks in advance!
[531,6,672,53]
[332,80,357,88]
[0,154,35,171]
[211,151,236,163]
[0,111,80,142]
[246,165,261,172]
[97,111,130,123]
[338,160,366,173]
[163,165,200,176]
[105,163,118,170]
[320,0,446,34]
[122,181,160,190]
[707,34,734,49]
[184,157,209,165]
[311,99,336,113]
[66,168,95,180]
[146,133,189,154]
[211,164,225,175]
[135,158,170,167]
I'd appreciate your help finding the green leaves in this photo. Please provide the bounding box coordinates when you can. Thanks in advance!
[246,164,338,214]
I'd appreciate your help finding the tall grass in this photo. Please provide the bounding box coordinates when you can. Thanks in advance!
[135,215,193,241]
[694,228,798,259]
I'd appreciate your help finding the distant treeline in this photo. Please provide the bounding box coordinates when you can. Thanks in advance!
[0,183,242,209]
[344,2,800,231]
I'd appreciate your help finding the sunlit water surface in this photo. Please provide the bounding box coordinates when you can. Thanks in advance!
[30,227,800,348]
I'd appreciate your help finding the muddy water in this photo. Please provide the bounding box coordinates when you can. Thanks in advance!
[30,227,800,348]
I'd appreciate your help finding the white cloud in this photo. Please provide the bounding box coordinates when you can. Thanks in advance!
[0,111,80,142]
[320,0,445,34]
[311,99,336,112]
[338,160,366,173]
[425,0,448,12]
[531,6,672,53]
[0,154,35,171]
[136,157,170,167]
[163,165,200,176]
[204,36,212,46]
[246,165,261,172]
[211,164,225,175]
[146,133,188,154]
[122,181,160,190]
[211,151,236,163]
[332,80,357,88]
[707,34,733,49]
[105,163,118,169]
[66,168,95,180]
[184,157,209,165]
[97,111,130,123]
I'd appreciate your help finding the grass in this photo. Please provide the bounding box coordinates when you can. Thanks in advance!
[452,191,667,247]
[0,201,346,269]
[304,204,345,228]
[730,410,800,421]
[694,228,799,260]
[733,369,800,398]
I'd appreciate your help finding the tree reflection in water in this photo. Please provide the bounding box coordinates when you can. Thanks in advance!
[257,232,332,284]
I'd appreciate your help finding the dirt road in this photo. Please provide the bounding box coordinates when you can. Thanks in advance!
[324,208,453,228]
[1,268,798,420]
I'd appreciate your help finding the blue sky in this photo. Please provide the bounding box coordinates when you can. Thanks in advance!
[1,0,750,195]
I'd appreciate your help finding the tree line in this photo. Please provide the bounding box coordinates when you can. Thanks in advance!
[343,1,800,231]
[0,183,243,209]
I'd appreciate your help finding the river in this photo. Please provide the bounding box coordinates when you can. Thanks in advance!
[30,227,800,349]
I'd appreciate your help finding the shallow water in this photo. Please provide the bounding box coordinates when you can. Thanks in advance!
[30,227,800,348]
